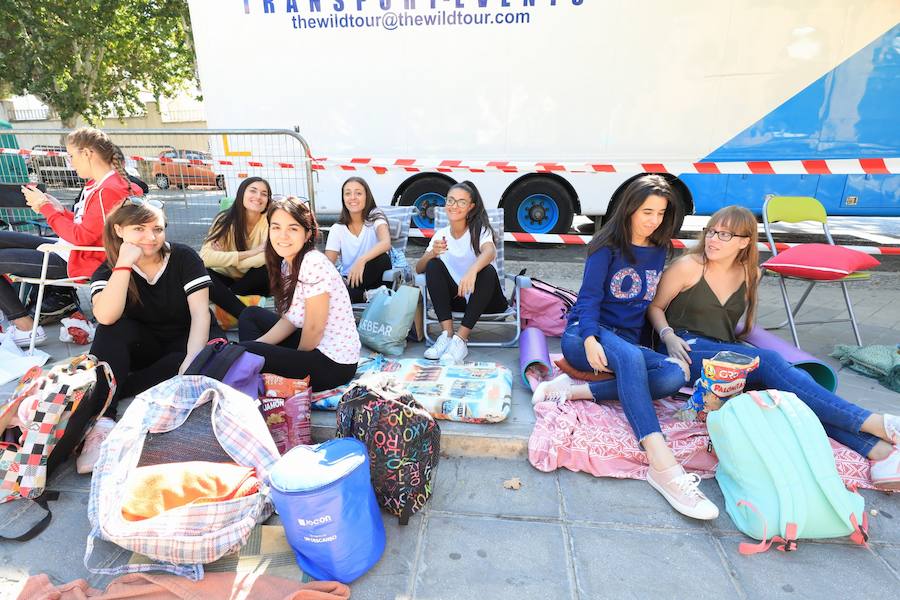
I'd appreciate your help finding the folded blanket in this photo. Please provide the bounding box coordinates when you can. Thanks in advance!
[831,344,900,393]
[121,461,259,521]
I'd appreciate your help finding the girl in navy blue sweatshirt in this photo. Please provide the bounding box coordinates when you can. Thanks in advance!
[533,175,718,521]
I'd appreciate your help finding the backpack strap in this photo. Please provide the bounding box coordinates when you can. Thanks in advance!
[737,500,799,554]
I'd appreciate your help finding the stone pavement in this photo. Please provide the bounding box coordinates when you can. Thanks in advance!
[2,275,899,599]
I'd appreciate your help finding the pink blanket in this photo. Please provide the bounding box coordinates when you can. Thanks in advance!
[527,357,875,490]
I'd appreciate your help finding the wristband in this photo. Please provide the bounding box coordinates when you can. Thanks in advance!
[659,326,674,339]
[112,266,132,273]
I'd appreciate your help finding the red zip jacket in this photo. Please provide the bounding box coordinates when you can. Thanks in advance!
[38,172,143,278]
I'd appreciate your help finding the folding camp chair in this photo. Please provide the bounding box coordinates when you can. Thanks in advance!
[762,195,867,348]
[417,208,523,348]
[344,205,414,311]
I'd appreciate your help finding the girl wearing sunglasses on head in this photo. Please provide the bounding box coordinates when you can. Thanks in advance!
[54,198,221,476]
[2,127,143,347]
[648,205,900,491]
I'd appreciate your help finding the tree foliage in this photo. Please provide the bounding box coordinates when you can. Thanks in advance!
[0,1,197,126]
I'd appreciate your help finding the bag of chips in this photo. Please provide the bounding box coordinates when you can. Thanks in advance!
[258,374,311,454]
[677,351,759,422]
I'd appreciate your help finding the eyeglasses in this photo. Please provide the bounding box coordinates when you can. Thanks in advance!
[125,196,165,210]
[445,198,471,207]
[703,228,748,242]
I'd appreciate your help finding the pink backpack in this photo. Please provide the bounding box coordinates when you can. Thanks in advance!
[519,277,578,336]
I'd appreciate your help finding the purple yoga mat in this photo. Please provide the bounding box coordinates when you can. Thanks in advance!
[520,327,551,386]
[741,326,838,392]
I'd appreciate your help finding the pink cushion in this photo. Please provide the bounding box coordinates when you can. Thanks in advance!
[762,243,879,280]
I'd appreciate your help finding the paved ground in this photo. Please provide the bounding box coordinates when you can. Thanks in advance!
[1,270,899,599]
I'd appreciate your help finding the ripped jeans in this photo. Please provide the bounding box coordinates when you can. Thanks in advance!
[561,321,687,442]
[672,330,877,458]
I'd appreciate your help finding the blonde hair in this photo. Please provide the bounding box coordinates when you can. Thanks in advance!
[66,127,130,189]
[688,205,760,338]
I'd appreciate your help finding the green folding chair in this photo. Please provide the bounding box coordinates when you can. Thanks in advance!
[762,196,867,348]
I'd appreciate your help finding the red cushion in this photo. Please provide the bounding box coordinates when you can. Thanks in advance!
[762,244,879,280]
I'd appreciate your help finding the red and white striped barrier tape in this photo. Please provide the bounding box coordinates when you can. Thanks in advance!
[408,228,900,255]
[3,147,898,176]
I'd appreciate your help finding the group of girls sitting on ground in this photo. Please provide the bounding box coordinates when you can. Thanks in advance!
[10,133,898,516]
[532,174,900,519]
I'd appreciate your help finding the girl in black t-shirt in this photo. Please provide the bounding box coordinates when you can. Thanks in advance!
[56,199,218,475]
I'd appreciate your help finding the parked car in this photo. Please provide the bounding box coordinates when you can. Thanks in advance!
[151,149,225,190]
[27,145,82,188]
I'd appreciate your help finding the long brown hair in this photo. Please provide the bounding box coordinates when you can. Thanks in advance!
[588,174,681,262]
[689,205,760,338]
[448,181,497,255]
[205,177,271,251]
[67,127,130,190]
[102,200,169,305]
[266,197,319,315]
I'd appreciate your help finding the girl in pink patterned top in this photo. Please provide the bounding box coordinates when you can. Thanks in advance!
[238,197,360,391]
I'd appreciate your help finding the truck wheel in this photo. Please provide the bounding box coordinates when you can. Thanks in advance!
[398,175,453,230]
[504,178,574,235]
[155,174,170,190]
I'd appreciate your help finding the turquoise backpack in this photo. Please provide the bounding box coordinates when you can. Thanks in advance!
[707,389,869,554]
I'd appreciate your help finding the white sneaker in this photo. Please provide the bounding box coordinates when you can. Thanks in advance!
[439,335,468,366]
[883,414,900,445]
[424,331,452,360]
[647,464,719,520]
[871,446,900,491]
[7,324,47,348]
[532,373,574,405]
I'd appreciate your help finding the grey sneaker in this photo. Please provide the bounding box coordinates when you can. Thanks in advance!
[439,335,469,366]
[424,331,452,360]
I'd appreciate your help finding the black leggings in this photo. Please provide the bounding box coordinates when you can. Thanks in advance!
[237,306,357,392]
[425,259,508,330]
[0,230,68,320]
[346,252,392,303]
[207,266,271,319]
[49,319,188,474]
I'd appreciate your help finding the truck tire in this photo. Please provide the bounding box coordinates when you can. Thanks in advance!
[397,175,453,230]
[503,178,574,235]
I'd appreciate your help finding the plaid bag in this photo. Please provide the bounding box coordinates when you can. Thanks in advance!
[86,376,280,580]
[1,355,114,505]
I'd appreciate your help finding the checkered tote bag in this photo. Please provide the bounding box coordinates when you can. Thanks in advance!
[1,355,114,504]
[85,376,280,580]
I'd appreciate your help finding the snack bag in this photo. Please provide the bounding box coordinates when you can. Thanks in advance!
[259,373,312,454]
[676,351,759,422]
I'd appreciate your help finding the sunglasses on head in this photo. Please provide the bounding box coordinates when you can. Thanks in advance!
[125,196,165,210]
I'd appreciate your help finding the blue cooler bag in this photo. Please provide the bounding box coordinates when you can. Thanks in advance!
[268,438,385,583]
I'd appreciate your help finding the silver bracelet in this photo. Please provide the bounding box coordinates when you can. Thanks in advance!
[659,326,674,339]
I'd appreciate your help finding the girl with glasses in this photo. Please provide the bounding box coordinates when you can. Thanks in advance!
[648,205,900,490]
[200,177,272,320]
[237,197,360,391]
[324,177,392,303]
[414,181,507,365]
[532,175,720,520]
[54,200,219,475]
[2,127,144,347]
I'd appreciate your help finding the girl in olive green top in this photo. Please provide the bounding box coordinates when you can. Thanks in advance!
[648,205,900,490]
[200,176,271,319]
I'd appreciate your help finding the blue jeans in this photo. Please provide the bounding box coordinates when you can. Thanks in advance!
[561,322,687,442]
[672,330,877,457]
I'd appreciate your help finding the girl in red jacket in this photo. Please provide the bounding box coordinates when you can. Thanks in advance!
[2,127,142,346]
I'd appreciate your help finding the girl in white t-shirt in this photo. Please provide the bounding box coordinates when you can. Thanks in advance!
[324,177,392,303]
[415,181,508,364]
[238,196,360,391]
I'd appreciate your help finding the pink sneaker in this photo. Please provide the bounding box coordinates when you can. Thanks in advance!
[76,417,116,474]
[647,464,719,520]
[871,446,900,491]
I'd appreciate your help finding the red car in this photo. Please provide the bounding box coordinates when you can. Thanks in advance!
[152,150,225,190]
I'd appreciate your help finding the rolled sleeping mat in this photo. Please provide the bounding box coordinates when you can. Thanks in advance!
[741,326,838,392]
[520,326,551,387]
